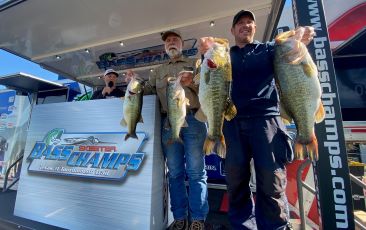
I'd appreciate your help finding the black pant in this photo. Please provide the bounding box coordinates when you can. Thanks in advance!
[224,116,291,230]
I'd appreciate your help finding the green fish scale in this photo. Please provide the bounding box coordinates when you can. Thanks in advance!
[167,83,186,140]
[199,68,228,139]
[123,89,143,136]
[275,50,321,142]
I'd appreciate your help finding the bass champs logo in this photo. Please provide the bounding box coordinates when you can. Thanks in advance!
[27,129,146,180]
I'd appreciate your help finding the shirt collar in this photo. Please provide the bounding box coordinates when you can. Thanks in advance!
[231,40,261,51]
[167,55,188,64]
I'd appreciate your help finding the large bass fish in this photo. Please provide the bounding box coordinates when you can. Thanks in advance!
[198,38,237,158]
[274,28,325,161]
[120,75,144,140]
[166,75,189,144]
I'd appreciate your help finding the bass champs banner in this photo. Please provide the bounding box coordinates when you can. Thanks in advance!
[292,0,354,229]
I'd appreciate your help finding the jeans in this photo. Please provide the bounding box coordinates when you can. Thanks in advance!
[224,116,290,230]
[162,113,209,221]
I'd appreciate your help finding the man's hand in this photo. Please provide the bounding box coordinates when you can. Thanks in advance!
[179,71,193,86]
[125,69,135,83]
[198,37,215,55]
[102,86,112,96]
[299,26,315,45]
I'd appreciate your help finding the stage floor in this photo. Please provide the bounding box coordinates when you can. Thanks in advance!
[0,188,230,230]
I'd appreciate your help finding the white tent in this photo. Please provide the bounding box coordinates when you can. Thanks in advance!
[0,0,284,86]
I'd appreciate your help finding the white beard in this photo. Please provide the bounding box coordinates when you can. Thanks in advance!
[166,47,182,58]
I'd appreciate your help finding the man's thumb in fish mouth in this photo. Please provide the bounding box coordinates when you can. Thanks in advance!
[198,37,215,55]
[125,70,135,83]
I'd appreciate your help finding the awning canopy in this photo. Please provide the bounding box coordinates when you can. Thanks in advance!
[0,72,67,94]
[333,27,366,57]
[0,0,283,87]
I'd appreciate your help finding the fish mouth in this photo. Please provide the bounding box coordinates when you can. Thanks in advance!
[207,59,217,69]
[128,90,137,95]
[275,30,296,44]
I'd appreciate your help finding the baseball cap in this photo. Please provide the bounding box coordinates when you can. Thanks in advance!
[232,10,256,27]
[161,29,182,41]
[103,69,119,77]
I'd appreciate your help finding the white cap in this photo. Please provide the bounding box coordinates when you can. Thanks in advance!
[103,69,119,77]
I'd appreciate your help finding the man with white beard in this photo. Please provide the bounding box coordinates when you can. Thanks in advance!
[127,30,208,230]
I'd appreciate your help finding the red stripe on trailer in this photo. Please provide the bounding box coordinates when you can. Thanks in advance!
[219,192,229,212]
[307,198,320,225]
[350,129,366,133]
[286,160,320,227]
[328,2,366,41]
[287,160,311,204]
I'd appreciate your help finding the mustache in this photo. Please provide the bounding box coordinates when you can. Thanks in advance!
[167,45,179,50]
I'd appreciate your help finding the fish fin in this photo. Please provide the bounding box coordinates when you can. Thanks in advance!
[120,118,127,127]
[185,98,190,106]
[216,135,227,159]
[167,137,183,145]
[315,101,325,124]
[139,115,144,123]
[279,102,293,124]
[306,134,319,161]
[194,108,207,122]
[182,120,188,127]
[203,136,216,156]
[303,62,318,78]
[125,133,138,141]
[281,118,291,125]
[195,59,202,69]
[275,30,296,44]
[163,119,171,130]
[193,59,202,85]
[193,73,200,85]
[167,138,174,145]
[225,63,233,82]
[177,98,184,108]
[224,101,237,121]
[294,140,306,160]
[214,38,229,45]
[204,72,210,84]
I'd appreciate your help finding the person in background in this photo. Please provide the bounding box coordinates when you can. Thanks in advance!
[91,68,125,99]
[200,10,315,230]
[127,29,208,230]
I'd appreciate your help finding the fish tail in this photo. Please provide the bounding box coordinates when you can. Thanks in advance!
[125,133,138,141]
[305,134,319,161]
[203,136,216,156]
[167,138,173,146]
[216,135,226,159]
[167,137,183,146]
[294,140,306,160]
[294,134,319,161]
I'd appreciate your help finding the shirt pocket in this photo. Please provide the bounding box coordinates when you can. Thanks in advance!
[155,77,167,91]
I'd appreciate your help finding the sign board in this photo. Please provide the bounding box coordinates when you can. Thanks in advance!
[14,96,167,230]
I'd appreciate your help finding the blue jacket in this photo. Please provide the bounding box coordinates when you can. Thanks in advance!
[230,41,280,118]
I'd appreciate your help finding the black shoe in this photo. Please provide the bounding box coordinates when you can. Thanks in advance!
[168,219,188,230]
[189,220,205,230]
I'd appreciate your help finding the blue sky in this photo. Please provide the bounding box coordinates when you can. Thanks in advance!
[0,49,58,81]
